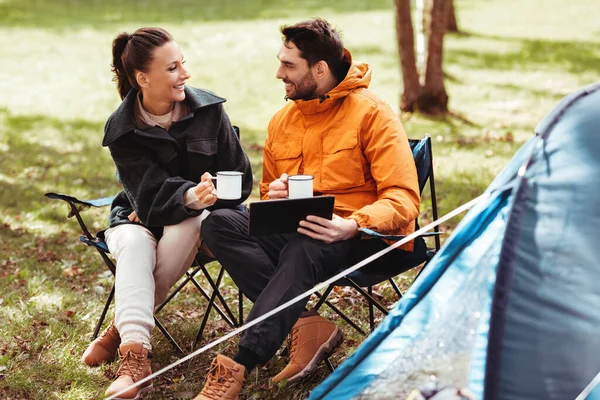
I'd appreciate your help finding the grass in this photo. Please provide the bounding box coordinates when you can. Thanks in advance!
[0,0,599,398]
[0,0,391,28]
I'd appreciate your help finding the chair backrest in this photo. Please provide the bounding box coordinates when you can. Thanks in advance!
[409,135,440,251]
[347,135,441,283]
[409,137,432,194]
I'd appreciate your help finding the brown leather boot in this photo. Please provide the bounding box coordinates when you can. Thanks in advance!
[194,355,245,400]
[81,320,121,367]
[272,314,343,383]
[104,342,152,399]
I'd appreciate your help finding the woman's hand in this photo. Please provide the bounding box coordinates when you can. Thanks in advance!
[193,172,218,208]
[128,211,141,223]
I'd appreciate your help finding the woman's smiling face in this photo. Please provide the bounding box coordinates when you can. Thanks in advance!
[138,40,191,108]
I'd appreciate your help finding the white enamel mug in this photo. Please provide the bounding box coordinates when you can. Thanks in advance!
[211,171,243,200]
[287,174,314,199]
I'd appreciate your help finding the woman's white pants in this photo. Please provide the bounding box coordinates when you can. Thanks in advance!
[104,212,208,349]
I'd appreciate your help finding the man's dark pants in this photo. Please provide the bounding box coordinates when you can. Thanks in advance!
[201,208,427,365]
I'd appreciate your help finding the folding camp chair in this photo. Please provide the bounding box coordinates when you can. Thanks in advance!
[47,125,251,351]
[312,135,442,336]
[45,192,242,353]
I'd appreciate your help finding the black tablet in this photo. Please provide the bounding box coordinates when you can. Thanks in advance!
[248,196,335,236]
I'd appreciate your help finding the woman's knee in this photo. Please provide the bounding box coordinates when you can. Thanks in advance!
[163,214,203,239]
[105,224,157,256]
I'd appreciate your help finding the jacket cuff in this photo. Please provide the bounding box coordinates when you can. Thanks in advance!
[184,187,205,210]
[347,213,367,228]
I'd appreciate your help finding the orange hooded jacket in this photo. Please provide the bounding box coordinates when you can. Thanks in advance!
[261,53,420,251]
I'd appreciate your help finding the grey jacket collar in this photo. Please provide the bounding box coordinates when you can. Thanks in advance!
[102,86,226,146]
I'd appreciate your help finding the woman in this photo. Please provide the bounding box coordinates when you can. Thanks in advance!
[81,27,252,399]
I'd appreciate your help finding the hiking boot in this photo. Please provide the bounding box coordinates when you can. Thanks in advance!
[81,320,121,367]
[194,354,245,400]
[104,342,153,399]
[272,314,343,383]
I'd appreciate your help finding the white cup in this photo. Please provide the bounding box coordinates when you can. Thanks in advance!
[288,174,314,199]
[211,171,243,200]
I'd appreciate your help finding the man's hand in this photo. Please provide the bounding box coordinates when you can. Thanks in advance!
[297,214,359,243]
[193,172,218,208]
[128,211,141,223]
[267,173,289,199]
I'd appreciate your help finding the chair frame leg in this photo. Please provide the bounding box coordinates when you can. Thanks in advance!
[155,265,237,328]
[193,267,227,346]
[324,358,335,372]
[345,279,389,316]
[368,286,375,332]
[93,284,114,339]
[427,135,441,252]
[314,284,336,311]
[238,290,244,325]
[388,278,403,299]
[313,291,367,336]
[199,265,238,326]
[154,317,184,354]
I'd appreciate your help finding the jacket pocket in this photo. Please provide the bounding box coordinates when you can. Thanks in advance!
[187,138,217,179]
[322,130,364,190]
[187,138,218,156]
[272,140,303,175]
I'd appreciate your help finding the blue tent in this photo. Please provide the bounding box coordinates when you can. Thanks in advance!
[309,82,600,400]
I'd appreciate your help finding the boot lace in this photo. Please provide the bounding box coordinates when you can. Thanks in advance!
[115,349,147,382]
[287,326,300,361]
[200,359,240,399]
[100,321,120,343]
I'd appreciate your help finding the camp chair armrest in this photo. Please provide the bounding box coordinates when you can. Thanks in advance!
[358,227,443,240]
[45,192,116,208]
[45,192,116,240]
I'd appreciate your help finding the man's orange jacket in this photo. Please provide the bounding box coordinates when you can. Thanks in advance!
[261,56,420,251]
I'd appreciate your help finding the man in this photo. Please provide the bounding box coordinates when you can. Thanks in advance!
[195,18,427,399]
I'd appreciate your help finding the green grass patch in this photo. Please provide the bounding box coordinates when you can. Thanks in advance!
[0,0,391,28]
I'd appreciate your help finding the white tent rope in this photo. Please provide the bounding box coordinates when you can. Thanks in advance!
[106,194,485,400]
[576,371,600,400]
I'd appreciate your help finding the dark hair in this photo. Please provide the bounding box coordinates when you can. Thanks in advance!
[281,18,347,83]
[111,27,173,100]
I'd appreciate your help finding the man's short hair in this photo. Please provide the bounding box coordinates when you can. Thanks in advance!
[281,18,347,82]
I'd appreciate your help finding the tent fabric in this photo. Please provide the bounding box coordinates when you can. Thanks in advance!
[486,82,600,400]
[309,82,600,400]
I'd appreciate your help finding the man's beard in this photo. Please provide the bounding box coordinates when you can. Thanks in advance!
[287,70,318,101]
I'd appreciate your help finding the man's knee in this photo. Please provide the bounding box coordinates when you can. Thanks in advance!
[201,208,245,244]
[284,235,322,255]
[281,236,338,276]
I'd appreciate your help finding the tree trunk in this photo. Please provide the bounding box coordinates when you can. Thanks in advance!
[394,0,421,112]
[423,0,433,37]
[419,0,449,114]
[417,0,429,81]
[447,0,459,33]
